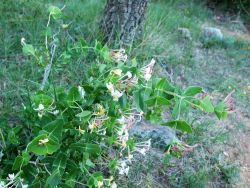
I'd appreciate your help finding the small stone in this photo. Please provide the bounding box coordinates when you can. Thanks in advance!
[202,26,223,40]
[178,27,192,40]
[130,120,178,149]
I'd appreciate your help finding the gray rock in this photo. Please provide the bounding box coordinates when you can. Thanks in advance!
[202,27,223,40]
[178,27,192,40]
[130,120,178,149]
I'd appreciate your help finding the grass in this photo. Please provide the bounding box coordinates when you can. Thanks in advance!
[1,0,250,187]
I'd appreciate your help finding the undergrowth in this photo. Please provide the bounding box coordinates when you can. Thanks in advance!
[1,0,250,187]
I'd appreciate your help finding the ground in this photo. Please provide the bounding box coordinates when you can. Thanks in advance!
[0,0,250,187]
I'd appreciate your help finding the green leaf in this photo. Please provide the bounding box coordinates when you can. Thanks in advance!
[145,96,171,106]
[70,142,101,156]
[214,102,228,119]
[156,96,171,106]
[48,5,62,20]
[74,38,88,55]
[41,119,64,141]
[154,78,175,99]
[119,93,127,109]
[22,44,36,57]
[52,152,67,170]
[86,159,95,168]
[134,88,147,112]
[147,108,163,124]
[12,156,23,170]
[155,78,173,90]
[171,99,188,119]
[88,172,103,188]
[184,86,202,96]
[100,45,112,62]
[32,93,53,107]
[45,152,67,188]
[67,86,81,104]
[76,111,92,118]
[199,96,214,112]
[8,130,20,144]
[85,143,101,154]
[162,120,192,133]
[12,152,30,170]
[46,169,61,188]
[28,134,60,155]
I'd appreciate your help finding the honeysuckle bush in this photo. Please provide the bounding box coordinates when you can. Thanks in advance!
[0,5,235,188]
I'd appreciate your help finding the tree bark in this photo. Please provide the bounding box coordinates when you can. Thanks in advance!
[101,0,149,46]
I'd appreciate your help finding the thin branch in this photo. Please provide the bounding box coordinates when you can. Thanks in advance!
[40,29,60,90]
[40,43,56,90]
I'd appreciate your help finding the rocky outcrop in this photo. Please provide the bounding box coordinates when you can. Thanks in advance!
[202,27,223,40]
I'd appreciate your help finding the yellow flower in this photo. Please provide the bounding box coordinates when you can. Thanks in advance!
[97,181,103,188]
[78,126,85,134]
[95,104,105,116]
[111,69,122,76]
[247,85,250,90]
[89,122,97,130]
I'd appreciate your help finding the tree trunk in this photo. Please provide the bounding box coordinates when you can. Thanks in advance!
[101,0,149,46]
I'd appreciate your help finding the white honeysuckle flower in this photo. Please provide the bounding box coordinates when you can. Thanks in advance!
[120,48,125,54]
[146,139,151,147]
[97,181,103,188]
[35,103,45,111]
[88,122,97,130]
[111,49,127,62]
[127,154,133,162]
[138,148,147,155]
[111,90,123,101]
[0,181,5,188]
[52,110,59,115]
[78,86,85,99]
[144,67,152,81]
[124,167,129,175]
[102,130,106,135]
[78,126,85,134]
[38,138,49,145]
[110,182,117,188]
[126,71,132,79]
[106,82,114,93]
[119,54,128,62]
[118,169,124,175]
[38,112,43,119]
[121,140,127,148]
[21,37,26,46]
[120,161,126,168]
[149,58,156,65]
[106,82,123,101]
[117,129,124,136]
[21,103,26,110]
[118,160,130,176]
[34,103,46,118]
[117,116,125,125]
[141,58,156,81]
[22,184,28,188]
[38,103,45,111]
[111,69,122,76]
[7,173,15,181]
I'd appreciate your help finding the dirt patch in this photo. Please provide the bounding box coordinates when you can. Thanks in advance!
[225,113,250,187]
